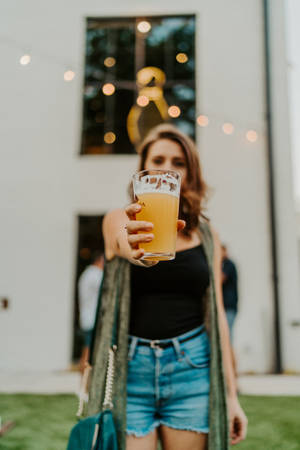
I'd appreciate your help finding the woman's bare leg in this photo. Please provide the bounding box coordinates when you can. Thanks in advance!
[160,426,208,450]
[126,429,158,450]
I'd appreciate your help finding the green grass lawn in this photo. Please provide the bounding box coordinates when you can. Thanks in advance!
[0,394,300,450]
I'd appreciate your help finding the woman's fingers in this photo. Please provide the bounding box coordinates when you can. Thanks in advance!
[229,416,235,442]
[124,203,159,266]
[132,248,158,266]
[177,219,186,232]
[132,248,145,260]
[126,220,153,234]
[125,203,141,220]
[237,416,248,443]
[230,416,248,445]
[128,233,154,248]
[125,204,185,265]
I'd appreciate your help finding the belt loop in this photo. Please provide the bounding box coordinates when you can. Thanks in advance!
[128,336,138,361]
[172,338,182,361]
[150,339,160,349]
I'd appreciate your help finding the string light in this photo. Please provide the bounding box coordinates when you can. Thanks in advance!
[7,36,263,147]
[11,42,262,142]
[246,130,258,142]
[104,57,116,68]
[136,95,149,107]
[137,21,151,33]
[197,115,209,127]
[64,70,75,81]
[20,54,31,65]
[222,122,234,135]
[104,132,116,144]
[102,83,115,96]
[168,105,181,118]
[176,53,188,64]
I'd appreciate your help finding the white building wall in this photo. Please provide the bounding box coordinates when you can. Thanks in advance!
[274,0,300,371]
[197,1,274,373]
[0,0,286,373]
[287,0,300,370]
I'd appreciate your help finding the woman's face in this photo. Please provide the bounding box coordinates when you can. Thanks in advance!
[144,138,187,184]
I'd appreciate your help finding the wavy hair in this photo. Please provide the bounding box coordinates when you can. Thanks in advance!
[135,124,208,237]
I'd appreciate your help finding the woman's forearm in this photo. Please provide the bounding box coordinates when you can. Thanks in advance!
[211,227,238,398]
[218,309,237,398]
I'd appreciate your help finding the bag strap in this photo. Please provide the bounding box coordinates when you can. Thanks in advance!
[76,260,121,417]
[88,258,108,365]
[102,263,122,410]
[89,258,120,363]
[110,266,120,348]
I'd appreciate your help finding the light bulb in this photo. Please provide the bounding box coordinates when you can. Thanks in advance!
[137,21,151,33]
[222,123,234,135]
[176,53,188,64]
[102,83,115,96]
[104,132,116,144]
[20,54,31,65]
[197,115,209,127]
[137,95,149,107]
[64,70,75,81]
[168,105,181,118]
[246,130,258,143]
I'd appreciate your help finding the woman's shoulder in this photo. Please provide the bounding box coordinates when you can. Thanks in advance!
[199,221,221,253]
[208,223,220,242]
[199,219,219,239]
[207,224,222,267]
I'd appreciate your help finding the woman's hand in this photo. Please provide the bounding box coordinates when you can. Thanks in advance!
[125,203,185,266]
[227,396,248,445]
[125,203,154,263]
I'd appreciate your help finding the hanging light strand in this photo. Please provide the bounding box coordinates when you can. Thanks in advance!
[1,34,262,141]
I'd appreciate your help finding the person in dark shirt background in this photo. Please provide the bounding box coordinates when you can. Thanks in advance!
[221,244,238,376]
[221,244,238,338]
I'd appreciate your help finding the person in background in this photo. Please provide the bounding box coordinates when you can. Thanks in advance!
[221,244,238,339]
[221,244,238,375]
[78,251,104,372]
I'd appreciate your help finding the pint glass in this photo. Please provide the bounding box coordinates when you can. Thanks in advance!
[132,169,181,261]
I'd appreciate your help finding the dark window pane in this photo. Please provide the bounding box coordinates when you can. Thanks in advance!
[81,15,195,155]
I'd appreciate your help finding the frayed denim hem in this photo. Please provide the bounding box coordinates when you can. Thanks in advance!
[159,420,209,434]
[126,421,160,437]
[126,420,209,437]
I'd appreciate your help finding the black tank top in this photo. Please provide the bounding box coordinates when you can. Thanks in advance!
[130,244,210,339]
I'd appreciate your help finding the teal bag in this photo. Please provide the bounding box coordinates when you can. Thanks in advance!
[66,409,118,450]
[67,263,119,450]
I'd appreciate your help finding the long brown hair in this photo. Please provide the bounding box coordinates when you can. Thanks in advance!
[136,124,208,237]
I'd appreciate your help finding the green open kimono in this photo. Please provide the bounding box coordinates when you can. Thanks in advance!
[86,221,229,449]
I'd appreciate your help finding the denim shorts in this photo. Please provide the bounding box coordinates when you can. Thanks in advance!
[126,325,210,436]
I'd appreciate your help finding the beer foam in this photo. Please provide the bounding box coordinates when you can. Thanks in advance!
[133,172,180,197]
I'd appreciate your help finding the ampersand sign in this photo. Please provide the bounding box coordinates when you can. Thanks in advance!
[127,66,169,146]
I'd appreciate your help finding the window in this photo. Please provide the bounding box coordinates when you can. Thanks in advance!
[81,15,195,155]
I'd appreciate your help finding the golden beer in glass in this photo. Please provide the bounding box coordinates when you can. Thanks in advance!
[132,169,181,261]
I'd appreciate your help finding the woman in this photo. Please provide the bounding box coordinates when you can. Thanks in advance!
[88,124,247,450]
